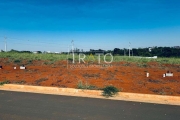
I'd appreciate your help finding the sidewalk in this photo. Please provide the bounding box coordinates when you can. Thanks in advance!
[0,84,180,106]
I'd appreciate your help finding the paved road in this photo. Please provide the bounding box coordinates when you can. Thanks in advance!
[0,90,180,120]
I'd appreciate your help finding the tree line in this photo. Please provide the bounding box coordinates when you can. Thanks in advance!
[113,47,180,57]
[1,46,180,57]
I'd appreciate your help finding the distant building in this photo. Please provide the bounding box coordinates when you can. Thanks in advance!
[43,51,51,54]
[149,47,152,52]
[90,49,105,55]
[33,51,42,54]
[54,52,61,54]
[174,46,180,49]
[33,51,38,54]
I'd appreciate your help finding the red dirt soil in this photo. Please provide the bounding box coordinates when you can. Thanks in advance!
[0,59,180,96]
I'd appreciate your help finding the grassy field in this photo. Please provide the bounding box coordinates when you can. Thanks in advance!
[0,52,179,65]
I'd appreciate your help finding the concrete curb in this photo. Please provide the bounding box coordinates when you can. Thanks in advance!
[0,84,180,106]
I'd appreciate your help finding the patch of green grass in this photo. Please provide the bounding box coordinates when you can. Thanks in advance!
[0,52,179,65]
[113,56,180,65]
[0,52,67,62]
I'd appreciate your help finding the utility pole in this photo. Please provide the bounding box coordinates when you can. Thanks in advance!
[129,42,131,57]
[71,40,74,63]
[4,36,7,52]
[124,48,126,56]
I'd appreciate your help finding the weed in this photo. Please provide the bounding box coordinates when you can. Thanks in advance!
[15,80,26,84]
[148,79,162,83]
[83,73,100,78]
[159,90,167,95]
[77,80,98,90]
[166,80,178,83]
[14,59,21,63]
[137,81,145,86]
[149,88,166,95]
[44,62,48,65]
[137,63,147,68]
[0,80,10,85]
[77,80,85,89]
[123,62,130,66]
[35,78,48,85]
[87,85,98,90]
[28,60,33,63]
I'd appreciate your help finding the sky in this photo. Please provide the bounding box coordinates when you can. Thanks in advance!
[0,0,180,52]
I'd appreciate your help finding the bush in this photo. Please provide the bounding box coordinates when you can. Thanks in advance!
[102,85,119,97]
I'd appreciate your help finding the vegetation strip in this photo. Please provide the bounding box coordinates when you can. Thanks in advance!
[0,52,180,64]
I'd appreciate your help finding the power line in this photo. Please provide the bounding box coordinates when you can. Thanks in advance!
[0,36,116,50]
[0,40,69,48]
[0,36,118,51]
[8,42,67,48]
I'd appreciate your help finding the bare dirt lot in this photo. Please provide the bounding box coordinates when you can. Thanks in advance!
[0,58,180,96]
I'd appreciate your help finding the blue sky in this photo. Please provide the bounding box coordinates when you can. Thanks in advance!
[0,0,180,52]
